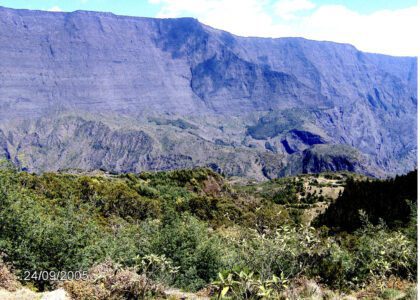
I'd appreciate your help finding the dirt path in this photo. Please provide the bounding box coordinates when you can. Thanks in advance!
[165,288,210,300]
[0,288,69,300]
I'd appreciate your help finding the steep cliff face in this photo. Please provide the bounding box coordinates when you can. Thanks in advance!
[0,7,417,178]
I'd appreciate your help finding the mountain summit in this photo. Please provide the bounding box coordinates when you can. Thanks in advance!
[0,6,417,179]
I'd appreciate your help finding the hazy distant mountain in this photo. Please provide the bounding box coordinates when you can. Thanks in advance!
[0,6,417,179]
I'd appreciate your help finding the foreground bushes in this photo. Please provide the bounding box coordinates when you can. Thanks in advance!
[314,223,416,289]
[0,166,417,296]
[151,214,222,290]
[220,220,416,292]
[63,260,166,300]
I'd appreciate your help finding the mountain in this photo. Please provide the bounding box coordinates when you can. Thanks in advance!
[0,6,417,179]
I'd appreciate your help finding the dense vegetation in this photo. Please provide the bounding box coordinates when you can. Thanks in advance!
[246,109,306,139]
[0,162,417,299]
[316,170,417,231]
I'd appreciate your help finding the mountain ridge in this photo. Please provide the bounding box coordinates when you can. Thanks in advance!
[0,6,417,179]
[1,5,415,58]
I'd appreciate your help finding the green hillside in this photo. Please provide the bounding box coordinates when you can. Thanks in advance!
[0,163,417,299]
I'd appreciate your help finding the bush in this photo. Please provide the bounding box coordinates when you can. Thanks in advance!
[0,166,416,296]
[151,214,222,291]
[226,225,323,281]
[0,169,148,290]
[63,260,165,300]
[0,187,107,289]
[98,181,161,220]
[314,241,356,288]
[212,271,289,299]
[0,258,20,292]
[314,221,417,289]
[354,223,416,283]
[272,183,299,204]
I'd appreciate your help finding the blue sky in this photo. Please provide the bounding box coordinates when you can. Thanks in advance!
[0,0,161,17]
[0,0,417,56]
[0,0,415,16]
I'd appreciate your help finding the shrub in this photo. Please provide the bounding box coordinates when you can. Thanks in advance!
[212,271,289,299]
[0,169,146,290]
[354,223,416,283]
[314,221,417,289]
[63,260,165,300]
[226,225,323,281]
[99,181,161,220]
[0,166,416,296]
[0,188,107,289]
[0,257,20,292]
[138,254,179,285]
[314,241,356,288]
[151,214,222,291]
[272,183,299,204]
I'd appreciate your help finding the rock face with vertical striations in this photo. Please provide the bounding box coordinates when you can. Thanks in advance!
[0,6,417,179]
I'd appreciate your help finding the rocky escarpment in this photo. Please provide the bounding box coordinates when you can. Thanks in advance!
[0,6,417,178]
